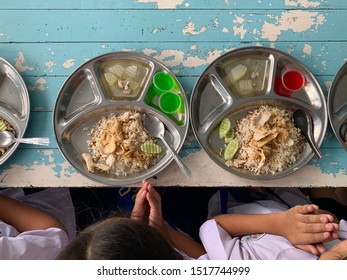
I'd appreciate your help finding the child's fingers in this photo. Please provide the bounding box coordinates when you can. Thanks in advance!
[147,185,161,210]
[296,243,327,255]
[298,205,337,223]
[134,188,147,203]
[148,184,161,201]
[132,192,149,218]
[296,204,319,214]
[305,231,339,244]
[131,181,151,221]
[318,214,335,223]
[300,221,339,236]
[302,213,336,225]
[331,231,339,240]
[134,183,148,203]
[301,213,323,224]
[314,243,328,255]
[146,184,163,225]
[142,179,150,190]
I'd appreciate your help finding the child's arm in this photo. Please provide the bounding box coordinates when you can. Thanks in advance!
[143,181,206,259]
[213,204,339,245]
[163,222,206,259]
[0,194,66,233]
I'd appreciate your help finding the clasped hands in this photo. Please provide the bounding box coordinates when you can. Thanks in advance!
[130,181,340,256]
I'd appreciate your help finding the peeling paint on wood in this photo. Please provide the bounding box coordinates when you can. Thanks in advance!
[136,0,185,9]
[285,0,321,8]
[62,59,75,69]
[0,0,346,187]
[14,52,34,72]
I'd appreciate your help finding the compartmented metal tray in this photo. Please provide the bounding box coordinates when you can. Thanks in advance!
[190,46,327,180]
[53,52,189,185]
[328,62,347,151]
[0,57,30,165]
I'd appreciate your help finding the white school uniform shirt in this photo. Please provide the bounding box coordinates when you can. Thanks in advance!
[197,188,347,260]
[0,188,76,260]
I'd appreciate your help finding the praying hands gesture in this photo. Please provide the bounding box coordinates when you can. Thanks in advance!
[131,180,165,230]
[131,180,206,259]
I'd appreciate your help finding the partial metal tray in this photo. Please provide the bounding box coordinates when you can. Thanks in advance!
[190,46,327,180]
[0,57,30,165]
[53,52,189,185]
[328,62,347,151]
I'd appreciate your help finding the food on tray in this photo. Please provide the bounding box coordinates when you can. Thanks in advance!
[140,142,162,154]
[103,64,140,95]
[238,79,253,93]
[224,139,239,161]
[219,105,306,175]
[0,120,6,131]
[218,118,238,160]
[219,118,231,138]
[224,58,270,97]
[0,117,15,157]
[82,111,161,176]
[228,64,247,82]
[101,61,149,99]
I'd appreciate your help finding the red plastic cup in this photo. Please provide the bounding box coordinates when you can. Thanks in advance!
[278,69,305,96]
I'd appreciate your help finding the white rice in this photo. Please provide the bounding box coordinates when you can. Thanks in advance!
[226,105,306,175]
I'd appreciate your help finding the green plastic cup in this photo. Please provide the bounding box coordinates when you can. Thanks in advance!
[153,72,175,94]
[159,92,181,114]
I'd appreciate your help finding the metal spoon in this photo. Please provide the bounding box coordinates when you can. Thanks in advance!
[144,114,191,177]
[293,109,322,159]
[0,131,50,147]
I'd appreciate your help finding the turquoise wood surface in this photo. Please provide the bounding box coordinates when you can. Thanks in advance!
[0,11,345,42]
[0,0,346,187]
[1,0,347,9]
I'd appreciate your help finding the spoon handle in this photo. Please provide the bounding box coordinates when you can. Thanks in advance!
[159,134,191,177]
[16,137,50,146]
[306,136,323,159]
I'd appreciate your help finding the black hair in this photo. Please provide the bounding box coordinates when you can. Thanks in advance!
[57,217,182,260]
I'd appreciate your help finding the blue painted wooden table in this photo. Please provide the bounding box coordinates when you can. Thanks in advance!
[0,0,346,187]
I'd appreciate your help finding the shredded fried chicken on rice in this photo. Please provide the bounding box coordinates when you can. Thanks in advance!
[225,105,306,175]
[82,111,159,176]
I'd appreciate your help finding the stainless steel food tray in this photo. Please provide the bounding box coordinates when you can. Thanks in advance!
[0,57,30,165]
[190,46,327,180]
[53,52,189,185]
[328,62,347,151]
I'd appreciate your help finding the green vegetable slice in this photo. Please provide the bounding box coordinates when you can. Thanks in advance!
[219,118,231,138]
[224,139,239,160]
[224,126,235,143]
[0,120,7,131]
[141,142,162,154]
